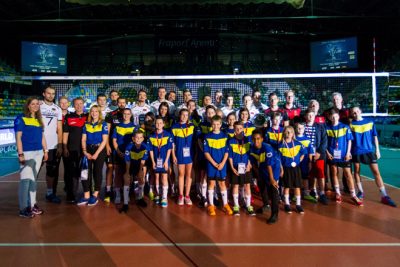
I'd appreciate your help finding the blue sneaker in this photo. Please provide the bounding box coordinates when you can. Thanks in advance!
[161,198,168,208]
[319,194,329,205]
[381,196,397,207]
[88,196,98,206]
[77,197,89,206]
[46,193,61,204]
[357,191,364,200]
[19,207,34,218]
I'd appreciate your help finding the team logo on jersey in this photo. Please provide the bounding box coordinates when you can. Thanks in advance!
[267,152,273,158]
[52,108,56,111]
[104,125,109,131]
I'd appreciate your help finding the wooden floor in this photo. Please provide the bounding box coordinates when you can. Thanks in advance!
[0,169,399,267]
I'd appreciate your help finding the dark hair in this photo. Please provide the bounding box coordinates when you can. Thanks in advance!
[138,89,147,94]
[252,89,261,98]
[226,112,236,122]
[268,92,278,99]
[205,105,216,113]
[238,107,250,120]
[233,121,244,128]
[252,128,264,138]
[109,89,119,97]
[23,96,44,128]
[211,115,222,122]
[97,93,107,100]
[117,97,127,103]
[242,93,251,101]
[73,97,84,105]
[329,107,340,116]
[158,102,170,117]
[271,111,282,120]
[179,108,189,116]
[43,85,55,93]
[155,115,164,122]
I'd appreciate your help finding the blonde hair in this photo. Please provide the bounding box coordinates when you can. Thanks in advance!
[87,105,104,124]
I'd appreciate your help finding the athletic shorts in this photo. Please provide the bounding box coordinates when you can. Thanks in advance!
[208,176,226,182]
[352,152,377,165]
[113,151,125,165]
[231,171,252,186]
[309,159,325,179]
[45,149,60,177]
[282,166,302,189]
[328,160,352,168]
[207,165,227,180]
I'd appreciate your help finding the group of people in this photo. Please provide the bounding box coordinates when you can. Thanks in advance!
[14,85,396,224]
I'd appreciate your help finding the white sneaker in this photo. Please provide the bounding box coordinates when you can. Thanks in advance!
[184,196,193,206]
[177,195,184,206]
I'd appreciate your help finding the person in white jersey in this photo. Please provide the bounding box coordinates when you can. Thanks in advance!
[131,89,152,125]
[236,94,259,120]
[221,94,236,118]
[40,86,63,203]
[150,87,176,116]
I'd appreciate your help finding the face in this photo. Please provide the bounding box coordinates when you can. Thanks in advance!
[215,92,223,103]
[168,92,176,102]
[240,111,249,122]
[305,112,315,123]
[309,101,319,113]
[159,105,168,116]
[330,113,340,124]
[110,92,119,101]
[118,99,126,109]
[203,96,212,107]
[227,96,234,107]
[187,101,196,112]
[234,125,244,136]
[158,88,166,99]
[227,115,236,127]
[286,92,294,104]
[252,134,263,148]
[123,109,132,122]
[97,96,107,108]
[138,91,147,102]
[351,107,361,119]
[296,124,305,135]
[28,99,40,113]
[284,129,294,140]
[271,115,282,126]
[134,133,144,145]
[59,98,69,111]
[253,92,261,103]
[74,99,84,113]
[243,96,252,107]
[180,111,189,123]
[90,108,100,120]
[183,91,192,103]
[333,95,343,108]
[145,115,153,123]
[206,108,216,120]
[43,88,56,103]
[211,120,222,132]
[269,95,279,107]
[155,119,164,131]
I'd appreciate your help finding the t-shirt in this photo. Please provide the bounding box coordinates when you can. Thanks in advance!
[148,130,173,171]
[249,143,280,182]
[131,103,152,125]
[265,107,289,127]
[63,112,88,151]
[40,102,62,149]
[350,118,377,155]
[221,106,236,118]
[150,99,176,116]
[228,136,251,168]
[112,122,137,151]
[203,131,228,166]
[278,140,306,168]
[82,121,108,145]
[171,122,195,164]
[124,142,149,163]
[295,135,313,175]
[225,127,235,139]
[264,126,284,151]
[242,121,256,141]
[326,123,353,162]
[14,115,43,152]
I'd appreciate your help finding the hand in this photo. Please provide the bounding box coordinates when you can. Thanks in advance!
[217,163,224,171]
[106,145,112,156]
[271,179,279,189]
[345,153,352,161]
[246,163,252,172]
[164,162,169,171]
[85,153,93,160]
[43,152,48,162]
[18,155,25,164]
[232,168,239,176]
[56,145,63,158]
[92,153,98,160]
[314,152,321,160]
[152,162,156,170]
[327,152,333,160]
[63,148,70,158]
[118,150,124,158]
[376,150,381,160]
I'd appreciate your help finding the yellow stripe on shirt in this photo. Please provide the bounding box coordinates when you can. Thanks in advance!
[279,145,302,158]
[230,143,251,155]
[327,128,348,138]
[116,126,135,136]
[206,138,228,149]
[85,123,103,133]
[172,126,194,138]
[149,136,170,147]
[250,152,266,163]
[350,122,373,133]
[130,150,146,160]
[22,117,41,127]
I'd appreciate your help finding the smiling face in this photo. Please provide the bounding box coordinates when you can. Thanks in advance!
[211,119,222,132]
[90,107,100,121]
[179,110,189,124]
[227,114,236,127]
[123,109,132,123]
[252,133,263,148]
[43,87,56,103]
[226,96,234,107]
[59,98,69,111]
[158,87,166,100]
[240,110,249,122]
[155,118,164,131]
[28,99,40,114]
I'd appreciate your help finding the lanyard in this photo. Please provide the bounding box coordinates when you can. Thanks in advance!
[237,135,244,161]
[181,123,189,146]
[272,127,281,142]
[156,130,164,155]
[284,140,295,163]
[332,125,339,148]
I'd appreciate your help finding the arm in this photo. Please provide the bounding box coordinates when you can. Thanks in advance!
[164,149,171,171]
[267,165,278,189]
[149,150,156,169]
[345,140,352,161]
[204,152,218,168]
[16,131,25,164]
[171,143,177,165]
[218,152,229,170]
[228,157,239,176]
[374,136,381,159]
[42,134,48,162]
[56,120,63,157]
[106,122,112,155]
[81,134,92,160]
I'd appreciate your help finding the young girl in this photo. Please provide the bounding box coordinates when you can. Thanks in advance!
[225,112,236,139]
[238,107,256,142]
[278,126,306,214]
[148,116,173,207]
[171,109,195,206]
[158,102,173,132]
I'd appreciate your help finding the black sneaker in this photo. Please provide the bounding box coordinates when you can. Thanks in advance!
[31,204,44,215]
[119,204,129,213]
[296,205,305,214]
[256,204,271,214]
[284,204,292,214]
[310,190,317,199]
[46,193,61,204]
[66,196,76,204]
[319,194,329,205]
[267,214,278,224]
[19,207,34,218]
[136,198,148,208]
[198,196,208,208]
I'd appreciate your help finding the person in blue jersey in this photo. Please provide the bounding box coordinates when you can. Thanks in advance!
[326,109,363,206]
[171,109,195,206]
[228,121,255,216]
[294,122,316,203]
[238,107,256,142]
[225,112,236,139]
[148,116,173,208]
[112,108,136,205]
[350,107,396,207]
[15,97,48,218]
[250,129,282,224]
[79,105,108,206]
[120,131,148,213]
[278,126,306,214]
[187,100,202,128]
[204,115,233,216]
[158,102,174,132]
[265,111,284,151]
[196,105,216,208]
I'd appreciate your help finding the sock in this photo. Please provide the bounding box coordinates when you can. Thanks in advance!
[162,186,168,199]
[357,182,363,192]
[155,184,160,195]
[319,191,325,196]
[233,194,239,207]
[46,189,53,196]
[114,187,121,199]
[201,183,207,198]
[208,189,214,206]
[350,189,356,198]
[30,191,37,207]
[123,186,130,204]
[137,184,144,199]
[296,196,301,206]
[245,194,251,207]
[334,185,341,195]
[284,194,290,205]
[312,187,317,193]
[221,190,228,206]
[379,186,387,197]
[106,186,111,192]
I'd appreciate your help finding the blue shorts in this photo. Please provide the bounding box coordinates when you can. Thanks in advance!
[207,165,227,180]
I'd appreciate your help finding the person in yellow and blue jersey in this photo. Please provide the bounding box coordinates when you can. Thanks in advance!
[238,107,256,142]
[112,108,137,205]
[14,96,48,218]
[196,105,216,208]
[148,116,173,208]
[79,105,108,207]
[265,111,284,151]
[121,131,149,213]
[350,106,396,207]
[228,121,255,217]
[250,129,282,224]
[171,109,195,206]
[203,115,232,216]
[278,126,306,214]
[225,112,236,139]
[159,102,174,132]
[326,109,363,206]
[294,122,316,203]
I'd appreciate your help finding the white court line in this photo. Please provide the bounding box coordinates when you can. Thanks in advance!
[0,242,399,247]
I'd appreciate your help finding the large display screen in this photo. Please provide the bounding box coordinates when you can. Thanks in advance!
[310,37,358,71]
[21,41,67,74]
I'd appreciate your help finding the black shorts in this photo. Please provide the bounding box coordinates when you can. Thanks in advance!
[328,161,352,168]
[113,151,125,165]
[282,166,302,189]
[208,176,226,182]
[230,172,252,186]
[46,149,60,177]
[352,152,377,165]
